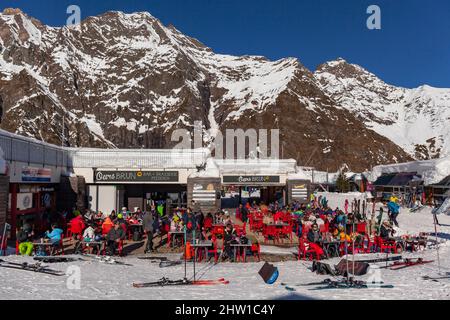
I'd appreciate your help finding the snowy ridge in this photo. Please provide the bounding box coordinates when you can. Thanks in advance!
[315,58,450,160]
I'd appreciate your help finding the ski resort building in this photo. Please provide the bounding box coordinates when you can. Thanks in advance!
[0,129,310,236]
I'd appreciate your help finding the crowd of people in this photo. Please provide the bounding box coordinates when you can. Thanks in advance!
[14,192,406,260]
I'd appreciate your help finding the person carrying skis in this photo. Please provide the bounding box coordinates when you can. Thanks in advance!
[17,224,34,256]
[142,211,155,253]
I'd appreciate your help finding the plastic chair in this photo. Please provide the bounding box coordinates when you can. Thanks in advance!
[298,238,319,260]
[375,236,397,253]
[250,243,261,262]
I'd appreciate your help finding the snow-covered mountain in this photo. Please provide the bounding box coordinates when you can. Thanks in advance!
[315,58,450,160]
[1,8,444,171]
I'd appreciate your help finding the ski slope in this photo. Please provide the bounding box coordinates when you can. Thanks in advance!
[1,196,449,300]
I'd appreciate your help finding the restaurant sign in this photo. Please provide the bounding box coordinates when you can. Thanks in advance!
[222,175,280,184]
[94,170,179,182]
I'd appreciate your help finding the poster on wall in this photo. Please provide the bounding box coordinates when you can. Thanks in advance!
[41,193,52,208]
[17,193,33,210]
[22,167,52,182]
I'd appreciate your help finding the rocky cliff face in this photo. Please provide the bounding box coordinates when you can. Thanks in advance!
[1,9,443,171]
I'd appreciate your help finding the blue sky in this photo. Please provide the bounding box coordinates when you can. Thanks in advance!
[1,0,449,88]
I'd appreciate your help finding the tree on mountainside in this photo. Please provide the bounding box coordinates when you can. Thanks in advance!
[336,171,350,193]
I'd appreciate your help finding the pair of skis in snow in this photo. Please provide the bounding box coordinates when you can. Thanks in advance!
[380,258,434,270]
[0,258,65,276]
[133,277,229,288]
[281,278,394,291]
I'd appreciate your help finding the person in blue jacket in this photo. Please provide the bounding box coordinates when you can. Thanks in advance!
[45,223,64,255]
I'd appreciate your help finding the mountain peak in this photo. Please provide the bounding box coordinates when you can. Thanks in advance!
[2,8,24,15]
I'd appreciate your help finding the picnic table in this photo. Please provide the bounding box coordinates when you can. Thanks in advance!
[230,241,252,262]
[168,231,185,248]
[191,240,213,262]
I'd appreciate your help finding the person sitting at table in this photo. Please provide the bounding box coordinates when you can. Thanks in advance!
[95,211,104,220]
[204,213,213,231]
[334,225,351,242]
[223,213,232,226]
[106,220,125,256]
[82,223,95,241]
[45,223,64,255]
[223,223,238,261]
[263,212,274,225]
[306,223,325,259]
[17,224,34,256]
[128,213,141,225]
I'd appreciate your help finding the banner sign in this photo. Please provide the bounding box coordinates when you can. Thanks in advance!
[22,167,51,182]
[94,170,179,182]
[222,175,280,184]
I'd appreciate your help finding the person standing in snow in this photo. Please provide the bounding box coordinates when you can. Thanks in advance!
[142,211,154,253]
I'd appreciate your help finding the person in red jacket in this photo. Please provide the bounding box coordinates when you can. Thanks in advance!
[69,214,86,240]
[102,217,114,236]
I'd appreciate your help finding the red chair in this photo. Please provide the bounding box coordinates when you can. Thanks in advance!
[262,225,279,244]
[251,243,261,262]
[211,225,225,239]
[279,225,293,243]
[375,236,398,254]
[298,238,320,260]
[234,223,247,236]
[204,218,213,230]
[356,222,367,235]
[65,222,72,238]
[205,237,219,263]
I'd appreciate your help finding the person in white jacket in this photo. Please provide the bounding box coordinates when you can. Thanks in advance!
[82,225,95,241]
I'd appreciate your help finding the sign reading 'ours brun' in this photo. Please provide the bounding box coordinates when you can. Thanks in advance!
[94,171,179,182]
[222,175,280,184]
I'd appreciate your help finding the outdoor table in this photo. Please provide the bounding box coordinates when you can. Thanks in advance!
[81,240,104,254]
[320,240,341,258]
[33,242,54,255]
[168,231,185,248]
[264,223,289,227]
[191,240,213,261]
[231,241,252,262]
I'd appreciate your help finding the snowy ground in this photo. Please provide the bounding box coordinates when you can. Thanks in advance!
[1,195,450,300]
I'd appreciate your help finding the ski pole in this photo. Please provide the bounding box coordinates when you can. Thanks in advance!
[433,212,441,275]
[184,225,187,282]
[193,229,196,282]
